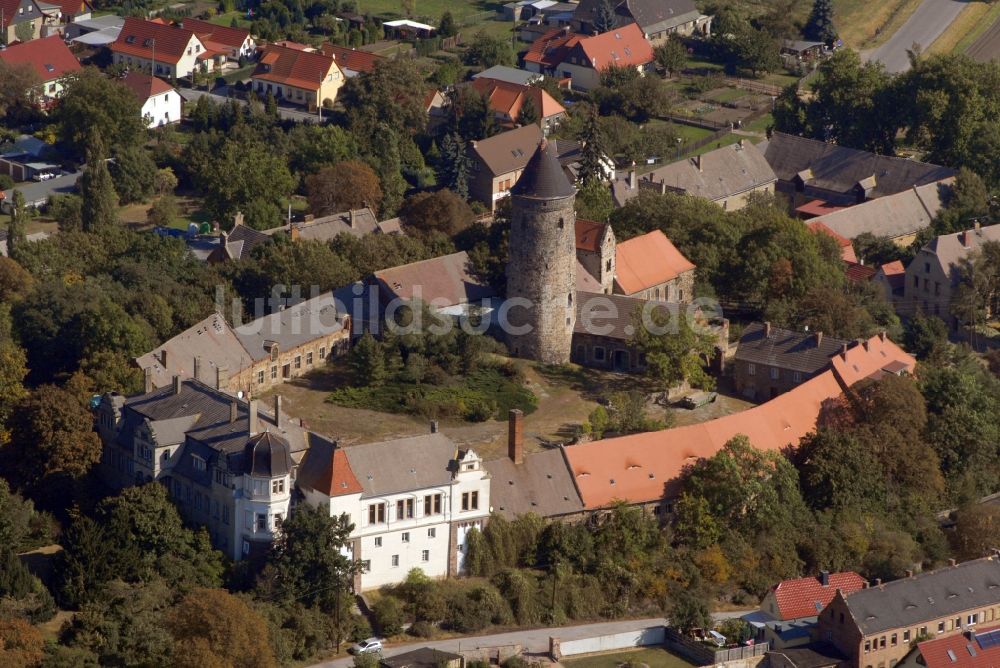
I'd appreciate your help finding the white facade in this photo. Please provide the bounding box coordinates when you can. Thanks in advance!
[114,33,206,79]
[139,89,181,128]
[301,448,491,590]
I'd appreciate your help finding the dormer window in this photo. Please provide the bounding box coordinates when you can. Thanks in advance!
[143,37,152,47]
[126,35,135,43]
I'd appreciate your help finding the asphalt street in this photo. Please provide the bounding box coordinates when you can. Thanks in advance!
[310,610,750,668]
[864,0,967,73]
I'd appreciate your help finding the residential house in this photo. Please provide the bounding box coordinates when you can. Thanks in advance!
[905,625,1000,668]
[902,223,1000,329]
[760,132,956,209]
[613,229,695,301]
[0,36,80,107]
[469,77,566,133]
[51,0,91,24]
[290,207,402,242]
[816,556,1000,668]
[0,0,57,43]
[472,65,542,86]
[614,140,777,210]
[135,291,351,395]
[111,17,211,79]
[180,18,255,63]
[372,251,498,320]
[806,179,954,247]
[319,42,383,77]
[484,409,586,520]
[563,332,915,512]
[751,572,867,649]
[120,72,180,128]
[734,322,854,401]
[873,261,906,305]
[571,0,710,42]
[96,378,322,560]
[575,218,616,294]
[524,23,654,91]
[468,123,543,209]
[252,44,343,109]
[297,428,491,590]
[205,217,276,263]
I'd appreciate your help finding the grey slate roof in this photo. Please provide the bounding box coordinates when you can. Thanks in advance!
[136,313,252,389]
[575,291,648,341]
[843,557,1000,635]
[511,138,576,200]
[232,291,347,363]
[761,133,956,203]
[470,123,543,177]
[244,432,294,477]
[574,0,700,32]
[631,141,777,204]
[809,179,953,240]
[472,65,541,86]
[916,223,1000,284]
[292,207,380,241]
[216,223,273,260]
[735,322,849,374]
[484,448,584,518]
[342,432,459,498]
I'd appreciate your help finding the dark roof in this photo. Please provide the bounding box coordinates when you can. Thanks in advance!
[735,322,849,374]
[768,643,847,668]
[484,448,585,518]
[575,291,646,341]
[470,124,543,176]
[340,432,460,497]
[842,557,1000,635]
[244,432,293,477]
[574,0,699,32]
[760,133,957,203]
[511,139,576,200]
[380,648,463,668]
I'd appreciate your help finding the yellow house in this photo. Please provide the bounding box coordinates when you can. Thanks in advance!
[251,44,343,110]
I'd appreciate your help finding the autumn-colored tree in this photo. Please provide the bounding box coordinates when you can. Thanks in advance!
[167,588,276,668]
[0,617,44,667]
[0,60,39,119]
[399,189,474,239]
[305,161,383,217]
[951,505,1000,561]
[0,258,33,302]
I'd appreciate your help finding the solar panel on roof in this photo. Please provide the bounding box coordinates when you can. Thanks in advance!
[978,629,1000,649]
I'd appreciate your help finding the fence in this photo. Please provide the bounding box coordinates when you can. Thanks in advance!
[724,77,783,96]
[552,626,667,659]
[664,628,769,666]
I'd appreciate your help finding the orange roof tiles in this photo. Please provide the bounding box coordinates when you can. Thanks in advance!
[771,572,867,620]
[112,17,201,64]
[808,220,858,263]
[524,27,581,69]
[918,624,1000,668]
[320,43,383,74]
[181,17,251,51]
[880,260,905,276]
[575,219,606,252]
[120,72,173,101]
[298,442,364,497]
[0,36,80,83]
[577,23,654,71]
[470,77,565,122]
[253,44,338,91]
[795,199,847,218]
[614,230,695,295]
[564,333,915,509]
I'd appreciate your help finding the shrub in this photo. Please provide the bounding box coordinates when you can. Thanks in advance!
[503,657,528,668]
[372,595,405,637]
[408,620,434,638]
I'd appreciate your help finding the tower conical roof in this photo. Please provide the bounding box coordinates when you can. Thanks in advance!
[510,139,576,200]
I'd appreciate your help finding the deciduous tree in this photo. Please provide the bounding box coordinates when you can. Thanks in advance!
[167,588,277,668]
[399,189,474,239]
[463,30,514,68]
[79,132,119,232]
[54,67,146,159]
[305,161,383,217]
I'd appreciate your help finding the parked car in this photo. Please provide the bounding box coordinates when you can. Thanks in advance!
[349,638,383,655]
[31,171,57,181]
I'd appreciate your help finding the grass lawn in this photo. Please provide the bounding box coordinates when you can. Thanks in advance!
[928,1,995,54]
[356,0,499,23]
[953,1,1000,54]
[208,10,252,29]
[833,0,923,49]
[671,124,716,143]
[744,112,774,134]
[703,87,746,104]
[759,71,800,88]
[563,648,698,668]
[680,132,744,158]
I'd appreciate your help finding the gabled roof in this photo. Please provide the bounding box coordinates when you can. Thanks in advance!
[564,333,915,508]
[575,23,654,71]
[0,36,81,83]
[112,17,201,65]
[207,222,273,262]
[293,207,381,241]
[637,141,777,204]
[375,251,496,308]
[470,123,543,176]
[573,0,700,33]
[809,179,954,241]
[761,132,957,203]
[918,624,1000,668]
[343,432,460,497]
[180,17,251,49]
[614,229,695,295]
[845,261,877,283]
[253,44,338,91]
[297,440,364,497]
[119,72,174,102]
[472,65,541,86]
[469,77,566,121]
[575,218,608,252]
[485,448,585,518]
[135,313,251,390]
[52,0,92,16]
[915,223,1000,278]
[807,220,857,263]
[842,557,1000,635]
[524,27,582,69]
[877,260,906,290]
[232,291,347,363]
[575,291,648,341]
[736,322,850,374]
[770,572,867,620]
[319,43,383,74]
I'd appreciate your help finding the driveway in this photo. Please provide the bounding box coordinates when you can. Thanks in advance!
[178,87,324,123]
[309,611,750,668]
[863,0,967,73]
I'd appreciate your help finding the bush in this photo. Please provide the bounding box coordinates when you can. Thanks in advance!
[0,175,13,190]
[408,620,434,638]
[503,657,528,668]
[372,595,405,637]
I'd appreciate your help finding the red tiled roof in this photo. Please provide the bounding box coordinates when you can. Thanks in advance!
[524,27,581,69]
[469,77,565,121]
[272,39,311,50]
[615,230,695,295]
[575,219,606,252]
[181,17,250,50]
[0,36,81,83]
[878,260,906,290]
[564,333,915,509]
[808,220,858,263]
[577,23,654,71]
[51,0,92,17]
[320,42,383,74]
[112,17,201,65]
[918,625,1000,668]
[300,444,364,497]
[795,199,848,218]
[845,261,876,283]
[120,72,173,102]
[771,572,867,620]
[253,44,338,91]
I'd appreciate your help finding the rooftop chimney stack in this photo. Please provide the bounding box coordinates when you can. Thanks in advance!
[160,349,168,368]
[905,569,914,578]
[961,230,970,247]
[508,409,524,465]
[193,356,202,383]
[350,209,356,228]
[230,400,238,424]
[875,578,882,587]
[249,399,259,435]
[144,367,153,393]
[949,558,957,567]
[215,365,227,390]
[764,321,772,338]
[172,375,182,395]
[975,221,981,233]
[273,395,282,429]
[841,342,849,359]
[815,331,823,347]
[819,570,830,586]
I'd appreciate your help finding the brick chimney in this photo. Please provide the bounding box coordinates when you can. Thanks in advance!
[960,229,970,247]
[273,395,282,429]
[144,367,153,393]
[879,330,887,342]
[160,349,168,368]
[172,374,182,395]
[841,342,849,359]
[193,356,202,383]
[230,400,238,424]
[508,408,524,465]
[949,558,957,567]
[905,569,914,578]
[215,365,227,390]
[249,399,259,435]
[289,224,300,241]
[349,209,357,228]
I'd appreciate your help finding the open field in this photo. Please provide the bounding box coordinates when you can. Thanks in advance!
[834,0,924,49]
[964,2,1000,61]
[356,0,499,23]
[927,1,995,54]
[563,647,698,668]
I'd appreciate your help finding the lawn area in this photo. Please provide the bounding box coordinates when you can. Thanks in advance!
[672,123,716,143]
[759,70,800,89]
[833,0,923,49]
[953,1,1000,54]
[207,10,252,29]
[703,87,746,104]
[356,0,499,23]
[680,132,745,158]
[928,1,995,54]
[563,647,698,668]
[744,112,774,134]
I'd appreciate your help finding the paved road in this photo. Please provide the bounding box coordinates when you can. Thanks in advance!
[966,11,1000,62]
[864,0,967,73]
[310,611,751,668]
[178,87,325,123]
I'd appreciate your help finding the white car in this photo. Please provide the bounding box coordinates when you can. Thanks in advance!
[31,171,56,182]
[349,638,383,655]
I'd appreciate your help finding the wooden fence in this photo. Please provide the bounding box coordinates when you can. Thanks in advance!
[664,628,770,666]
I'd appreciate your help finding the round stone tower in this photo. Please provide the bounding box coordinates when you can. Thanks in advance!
[505,139,577,364]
